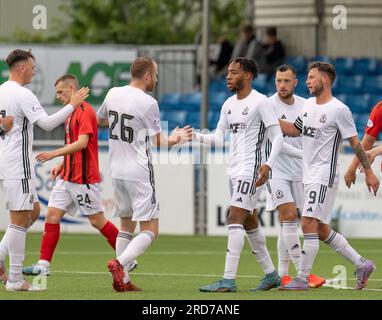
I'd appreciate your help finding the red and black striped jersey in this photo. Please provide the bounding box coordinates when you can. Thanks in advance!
[60,102,101,184]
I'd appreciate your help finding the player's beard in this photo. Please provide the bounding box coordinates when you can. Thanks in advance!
[278,89,293,100]
[310,82,324,96]
[229,78,244,92]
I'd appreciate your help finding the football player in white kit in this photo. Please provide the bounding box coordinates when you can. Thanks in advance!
[0,49,89,291]
[279,61,379,290]
[197,57,285,292]
[97,57,192,292]
[265,64,325,288]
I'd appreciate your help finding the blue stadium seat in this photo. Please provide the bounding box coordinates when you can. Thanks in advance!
[209,78,227,93]
[295,80,309,97]
[309,55,332,63]
[209,92,228,110]
[208,111,220,129]
[338,75,363,94]
[336,93,348,104]
[353,58,379,76]
[369,94,382,107]
[159,92,181,110]
[356,113,370,132]
[346,94,370,114]
[333,57,354,75]
[179,92,201,111]
[164,110,187,131]
[284,56,306,75]
[252,73,268,92]
[362,76,382,94]
[98,128,109,141]
[186,111,200,128]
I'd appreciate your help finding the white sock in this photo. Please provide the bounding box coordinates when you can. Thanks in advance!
[116,231,134,283]
[37,260,50,267]
[0,226,11,264]
[323,230,366,268]
[298,233,319,280]
[277,224,290,277]
[282,219,301,272]
[246,227,275,274]
[117,231,155,283]
[8,224,27,283]
[223,224,244,280]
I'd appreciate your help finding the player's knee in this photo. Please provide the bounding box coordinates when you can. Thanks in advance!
[280,210,297,222]
[45,210,61,224]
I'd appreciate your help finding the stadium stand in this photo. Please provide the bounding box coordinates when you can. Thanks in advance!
[96,56,382,138]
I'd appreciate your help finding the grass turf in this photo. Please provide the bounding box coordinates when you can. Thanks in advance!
[0,233,381,300]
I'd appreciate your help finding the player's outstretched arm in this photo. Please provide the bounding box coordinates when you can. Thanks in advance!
[344,133,376,188]
[279,119,301,137]
[153,125,193,148]
[348,135,379,196]
[0,116,14,133]
[35,134,90,163]
[36,87,90,132]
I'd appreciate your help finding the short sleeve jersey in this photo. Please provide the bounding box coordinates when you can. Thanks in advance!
[97,85,161,182]
[60,102,101,184]
[294,97,357,186]
[216,89,279,179]
[266,93,304,181]
[0,81,47,179]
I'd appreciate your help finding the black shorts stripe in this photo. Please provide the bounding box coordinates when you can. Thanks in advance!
[145,135,156,204]
[22,118,31,179]
[252,121,266,182]
[329,130,342,188]
[22,179,29,194]
[319,185,327,204]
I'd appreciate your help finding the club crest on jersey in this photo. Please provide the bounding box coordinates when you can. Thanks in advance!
[242,107,249,115]
[230,123,247,133]
[319,114,327,123]
[276,190,284,199]
[367,119,373,128]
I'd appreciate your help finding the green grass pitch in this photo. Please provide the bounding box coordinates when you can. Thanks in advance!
[0,233,381,300]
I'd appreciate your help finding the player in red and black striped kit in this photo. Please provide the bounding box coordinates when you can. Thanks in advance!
[23,74,136,276]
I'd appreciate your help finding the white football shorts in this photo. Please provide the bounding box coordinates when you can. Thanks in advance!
[0,179,39,211]
[48,178,105,216]
[112,179,159,222]
[266,179,304,211]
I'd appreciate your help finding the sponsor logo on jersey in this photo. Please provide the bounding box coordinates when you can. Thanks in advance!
[242,107,249,115]
[367,119,373,128]
[303,126,322,140]
[319,114,327,123]
[276,190,284,199]
[230,123,247,133]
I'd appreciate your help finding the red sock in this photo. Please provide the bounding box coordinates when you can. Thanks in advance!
[39,223,60,262]
[100,220,118,250]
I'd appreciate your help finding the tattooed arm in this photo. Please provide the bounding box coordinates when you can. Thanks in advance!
[348,136,379,195]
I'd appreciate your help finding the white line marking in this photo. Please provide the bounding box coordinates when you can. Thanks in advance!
[52,270,382,290]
